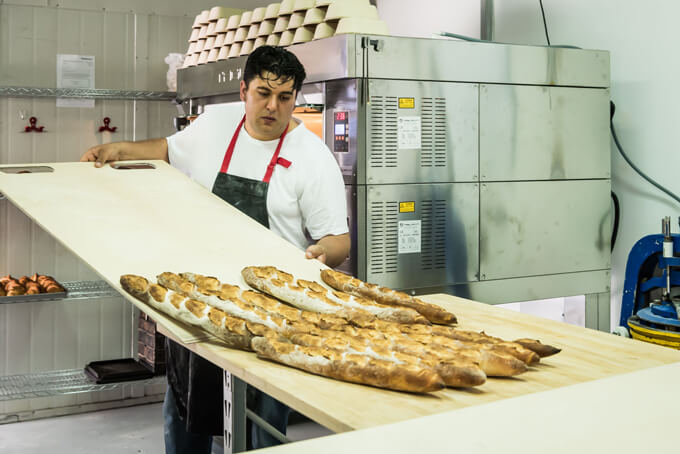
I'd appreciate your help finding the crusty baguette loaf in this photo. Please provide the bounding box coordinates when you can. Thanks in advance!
[354,319,540,365]
[242,266,429,325]
[513,338,562,358]
[251,336,445,393]
[157,271,300,334]
[120,274,254,350]
[321,269,457,325]
[241,266,375,327]
[181,272,350,329]
[317,323,527,377]
[288,332,486,388]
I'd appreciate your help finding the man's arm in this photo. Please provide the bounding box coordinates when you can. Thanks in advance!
[305,233,350,268]
[80,138,169,167]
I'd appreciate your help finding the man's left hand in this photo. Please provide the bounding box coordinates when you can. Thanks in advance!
[305,244,327,264]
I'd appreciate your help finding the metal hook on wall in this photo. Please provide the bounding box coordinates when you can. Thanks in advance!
[24,117,45,133]
[98,117,118,133]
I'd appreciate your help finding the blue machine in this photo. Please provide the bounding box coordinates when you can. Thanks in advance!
[619,217,680,348]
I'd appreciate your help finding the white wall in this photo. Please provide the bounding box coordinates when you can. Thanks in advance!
[492,0,680,329]
[377,0,680,329]
[376,0,480,38]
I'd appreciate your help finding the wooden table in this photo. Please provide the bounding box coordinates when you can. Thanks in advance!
[2,161,679,450]
[159,292,680,434]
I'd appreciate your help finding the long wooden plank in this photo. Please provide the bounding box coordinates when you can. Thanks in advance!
[0,161,328,343]
[2,161,679,435]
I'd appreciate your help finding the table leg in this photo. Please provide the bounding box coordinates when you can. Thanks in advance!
[224,370,247,453]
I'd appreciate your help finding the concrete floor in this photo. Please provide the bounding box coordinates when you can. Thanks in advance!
[0,403,333,453]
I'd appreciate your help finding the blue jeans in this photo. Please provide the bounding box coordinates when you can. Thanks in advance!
[163,387,212,454]
[250,388,291,449]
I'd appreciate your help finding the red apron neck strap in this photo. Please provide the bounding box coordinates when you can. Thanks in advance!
[219,115,290,183]
[262,123,289,183]
[219,115,247,174]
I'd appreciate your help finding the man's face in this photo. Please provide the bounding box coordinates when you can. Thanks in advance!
[240,72,296,141]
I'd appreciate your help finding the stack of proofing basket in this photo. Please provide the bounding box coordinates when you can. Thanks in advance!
[182,0,389,67]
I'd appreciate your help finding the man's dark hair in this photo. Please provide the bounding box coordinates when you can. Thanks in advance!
[243,46,306,93]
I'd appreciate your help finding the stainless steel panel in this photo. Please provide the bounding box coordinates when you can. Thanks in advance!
[436,270,610,304]
[177,57,246,101]
[364,183,479,290]
[336,184,359,277]
[480,85,611,181]
[480,180,611,280]
[365,80,478,184]
[365,35,609,88]
[176,35,610,100]
[287,35,358,84]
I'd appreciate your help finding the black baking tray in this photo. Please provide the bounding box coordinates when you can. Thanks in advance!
[84,358,154,384]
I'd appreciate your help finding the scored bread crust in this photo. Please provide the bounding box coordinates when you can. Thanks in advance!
[288,332,486,387]
[251,336,445,393]
[512,338,562,358]
[180,272,350,329]
[242,266,429,325]
[321,269,457,325]
[120,274,254,350]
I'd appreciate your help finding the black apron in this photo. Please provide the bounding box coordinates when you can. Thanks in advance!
[166,114,290,435]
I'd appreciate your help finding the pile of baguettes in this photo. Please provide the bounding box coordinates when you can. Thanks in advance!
[121,266,560,393]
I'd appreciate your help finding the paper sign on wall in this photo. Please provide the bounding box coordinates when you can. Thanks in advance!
[57,54,95,108]
[398,220,421,254]
[398,116,421,149]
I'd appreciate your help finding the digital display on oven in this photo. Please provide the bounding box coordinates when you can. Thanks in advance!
[333,111,349,153]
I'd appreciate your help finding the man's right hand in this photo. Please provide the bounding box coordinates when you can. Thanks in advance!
[80,142,127,167]
[80,138,169,167]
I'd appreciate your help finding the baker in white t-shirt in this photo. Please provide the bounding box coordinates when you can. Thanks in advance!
[81,46,349,453]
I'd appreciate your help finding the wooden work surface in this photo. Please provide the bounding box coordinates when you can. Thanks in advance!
[2,161,679,435]
[254,361,680,454]
[160,292,680,433]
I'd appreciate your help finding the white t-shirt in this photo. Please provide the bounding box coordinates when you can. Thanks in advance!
[166,102,348,250]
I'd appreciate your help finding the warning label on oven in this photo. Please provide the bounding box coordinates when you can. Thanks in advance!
[398,220,421,254]
[398,116,421,150]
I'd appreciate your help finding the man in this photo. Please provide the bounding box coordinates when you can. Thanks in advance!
[81,46,350,453]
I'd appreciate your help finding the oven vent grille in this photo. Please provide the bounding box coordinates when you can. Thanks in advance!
[421,97,448,168]
[368,201,399,274]
[369,96,398,168]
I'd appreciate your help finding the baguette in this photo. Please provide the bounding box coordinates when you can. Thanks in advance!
[241,266,375,326]
[321,269,457,325]
[120,274,254,350]
[242,266,429,325]
[288,332,486,387]
[157,272,299,334]
[513,338,562,358]
[181,272,349,329]
[251,336,445,393]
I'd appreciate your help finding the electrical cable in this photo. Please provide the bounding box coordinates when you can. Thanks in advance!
[611,191,620,251]
[539,0,551,45]
[610,101,680,205]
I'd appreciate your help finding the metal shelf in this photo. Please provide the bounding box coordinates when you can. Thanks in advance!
[0,86,176,101]
[0,368,166,401]
[0,280,121,304]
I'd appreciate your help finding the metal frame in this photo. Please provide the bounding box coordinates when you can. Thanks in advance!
[0,86,176,101]
[0,280,121,305]
[223,371,291,453]
[0,368,165,401]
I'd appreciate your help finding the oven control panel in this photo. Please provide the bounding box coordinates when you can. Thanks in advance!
[333,111,349,152]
